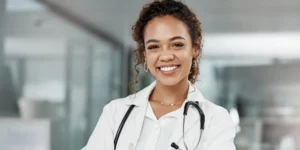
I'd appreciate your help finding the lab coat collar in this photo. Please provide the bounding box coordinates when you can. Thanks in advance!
[126,80,206,109]
[126,81,156,107]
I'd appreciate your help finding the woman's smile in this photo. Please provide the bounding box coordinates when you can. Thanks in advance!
[157,65,181,75]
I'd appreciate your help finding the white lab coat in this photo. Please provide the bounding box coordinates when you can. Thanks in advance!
[82,81,236,150]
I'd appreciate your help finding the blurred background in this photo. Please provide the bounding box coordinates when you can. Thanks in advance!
[0,0,299,150]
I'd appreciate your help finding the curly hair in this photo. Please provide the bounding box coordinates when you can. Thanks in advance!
[130,0,203,92]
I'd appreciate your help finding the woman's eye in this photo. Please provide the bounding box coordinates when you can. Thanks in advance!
[148,45,159,50]
[173,43,184,47]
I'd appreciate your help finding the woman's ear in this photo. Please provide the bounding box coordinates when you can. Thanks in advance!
[193,40,202,58]
[192,47,200,58]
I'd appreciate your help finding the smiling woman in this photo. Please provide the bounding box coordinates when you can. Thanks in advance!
[132,1,202,86]
[140,15,199,87]
[82,1,236,150]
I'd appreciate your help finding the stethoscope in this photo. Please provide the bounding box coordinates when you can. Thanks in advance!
[113,100,205,150]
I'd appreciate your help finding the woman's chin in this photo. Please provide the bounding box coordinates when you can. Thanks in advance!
[155,77,184,86]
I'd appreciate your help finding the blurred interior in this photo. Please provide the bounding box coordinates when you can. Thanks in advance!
[0,0,300,150]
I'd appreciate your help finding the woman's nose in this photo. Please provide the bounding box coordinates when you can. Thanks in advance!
[159,53,175,62]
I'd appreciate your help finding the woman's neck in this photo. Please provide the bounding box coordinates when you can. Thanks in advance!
[150,79,189,105]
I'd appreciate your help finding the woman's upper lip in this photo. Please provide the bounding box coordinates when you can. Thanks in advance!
[157,64,180,68]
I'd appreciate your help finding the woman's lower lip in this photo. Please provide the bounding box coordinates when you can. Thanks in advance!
[158,66,180,75]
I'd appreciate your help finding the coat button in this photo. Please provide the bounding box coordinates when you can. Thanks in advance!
[128,143,134,150]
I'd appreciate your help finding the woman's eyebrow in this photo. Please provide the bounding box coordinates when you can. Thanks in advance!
[146,36,185,44]
[145,39,159,44]
[169,36,185,41]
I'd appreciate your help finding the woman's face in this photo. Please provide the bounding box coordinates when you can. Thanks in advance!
[143,15,199,86]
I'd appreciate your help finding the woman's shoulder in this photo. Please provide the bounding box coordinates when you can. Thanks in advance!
[203,99,229,116]
[201,98,235,129]
[192,87,230,119]
[104,84,153,111]
[102,94,138,114]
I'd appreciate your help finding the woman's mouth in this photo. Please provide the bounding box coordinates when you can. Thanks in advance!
[158,65,180,75]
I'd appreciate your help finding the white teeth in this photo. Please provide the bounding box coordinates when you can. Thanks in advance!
[160,66,177,71]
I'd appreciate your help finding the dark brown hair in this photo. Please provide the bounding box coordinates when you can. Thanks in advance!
[131,0,203,91]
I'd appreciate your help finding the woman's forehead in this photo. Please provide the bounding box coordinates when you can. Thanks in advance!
[144,16,190,41]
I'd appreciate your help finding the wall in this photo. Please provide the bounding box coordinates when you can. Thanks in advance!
[224,63,300,118]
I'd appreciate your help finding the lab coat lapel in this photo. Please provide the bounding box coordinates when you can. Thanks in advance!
[124,81,156,148]
[128,101,147,148]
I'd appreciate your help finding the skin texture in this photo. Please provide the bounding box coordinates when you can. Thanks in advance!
[144,15,199,119]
